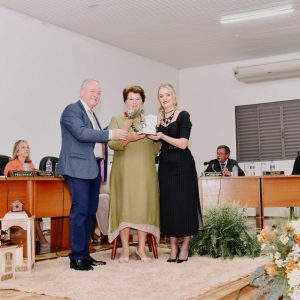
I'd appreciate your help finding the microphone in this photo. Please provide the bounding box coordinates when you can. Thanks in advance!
[203,159,214,166]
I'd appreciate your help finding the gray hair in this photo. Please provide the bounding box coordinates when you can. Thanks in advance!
[81,79,100,89]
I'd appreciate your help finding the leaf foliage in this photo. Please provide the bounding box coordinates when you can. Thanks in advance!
[190,203,260,258]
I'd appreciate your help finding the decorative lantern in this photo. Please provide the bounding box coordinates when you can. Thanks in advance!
[0,200,35,272]
[0,245,17,280]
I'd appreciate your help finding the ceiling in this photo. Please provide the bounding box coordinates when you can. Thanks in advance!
[1,0,300,69]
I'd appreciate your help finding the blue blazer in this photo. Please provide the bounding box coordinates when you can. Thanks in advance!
[205,158,245,176]
[57,100,109,179]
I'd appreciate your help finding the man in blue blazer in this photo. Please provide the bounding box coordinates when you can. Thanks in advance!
[204,145,245,176]
[57,79,128,271]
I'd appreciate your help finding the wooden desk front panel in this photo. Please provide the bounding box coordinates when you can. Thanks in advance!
[34,179,65,218]
[63,183,71,216]
[199,177,261,209]
[4,178,71,218]
[261,175,300,207]
[7,178,34,215]
[0,179,7,217]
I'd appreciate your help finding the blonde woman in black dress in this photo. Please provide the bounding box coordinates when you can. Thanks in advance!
[149,83,203,263]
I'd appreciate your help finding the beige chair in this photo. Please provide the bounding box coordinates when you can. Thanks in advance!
[111,233,158,260]
[95,165,110,237]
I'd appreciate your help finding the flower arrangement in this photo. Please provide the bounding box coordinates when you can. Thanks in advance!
[251,219,300,300]
[123,108,144,120]
[190,203,260,258]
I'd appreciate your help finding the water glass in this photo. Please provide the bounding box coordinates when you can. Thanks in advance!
[22,163,29,171]
[261,162,266,175]
[244,163,250,176]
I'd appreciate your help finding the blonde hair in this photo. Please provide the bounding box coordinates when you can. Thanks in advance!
[12,140,31,162]
[157,83,178,116]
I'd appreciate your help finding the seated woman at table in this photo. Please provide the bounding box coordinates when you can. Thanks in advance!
[4,139,50,253]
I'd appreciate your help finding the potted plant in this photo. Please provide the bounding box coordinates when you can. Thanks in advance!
[190,203,260,258]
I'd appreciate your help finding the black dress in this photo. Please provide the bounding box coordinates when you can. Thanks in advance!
[158,111,203,237]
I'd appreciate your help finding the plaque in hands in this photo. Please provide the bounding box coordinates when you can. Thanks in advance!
[142,114,157,134]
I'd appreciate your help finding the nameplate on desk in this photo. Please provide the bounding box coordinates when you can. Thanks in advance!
[8,170,34,177]
[203,172,223,177]
[35,170,54,177]
[263,171,285,176]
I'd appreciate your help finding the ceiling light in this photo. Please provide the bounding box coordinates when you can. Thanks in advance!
[220,5,294,24]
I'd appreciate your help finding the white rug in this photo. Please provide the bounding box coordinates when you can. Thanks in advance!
[1,248,266,300]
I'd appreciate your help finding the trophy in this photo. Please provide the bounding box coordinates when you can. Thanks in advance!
[142,114,157,135]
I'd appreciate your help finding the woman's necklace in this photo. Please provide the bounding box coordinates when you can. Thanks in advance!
[162,109,176,126]
[131,117,145,133]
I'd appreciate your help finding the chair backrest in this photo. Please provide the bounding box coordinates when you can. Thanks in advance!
[0,155,11,176]
[39,156,59,171]
[100,164,111,195]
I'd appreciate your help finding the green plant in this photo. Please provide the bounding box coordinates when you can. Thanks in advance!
[190,203,260,258]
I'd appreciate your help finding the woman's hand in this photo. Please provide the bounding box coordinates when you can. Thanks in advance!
[123,119,134,131]
[122,132,146,146]
[148,133,188,150]
[147,132,163,141]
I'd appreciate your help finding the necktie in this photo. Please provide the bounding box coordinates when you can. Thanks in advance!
[221,163,226,170]
[88,110,103,158]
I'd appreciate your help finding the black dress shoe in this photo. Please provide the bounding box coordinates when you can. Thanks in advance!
[70,259,94,271]
[177,257,189,263]
[86,255,106,266]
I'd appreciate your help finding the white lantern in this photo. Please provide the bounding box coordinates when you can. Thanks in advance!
[0,245,17,280]
[1,210,35,272]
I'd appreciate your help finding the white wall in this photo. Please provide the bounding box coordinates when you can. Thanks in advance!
[0,7,178,165]
[180,53,300,217]
[179,52,300,176]
[1,7,298,218]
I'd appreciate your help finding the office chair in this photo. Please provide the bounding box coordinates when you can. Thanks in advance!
[0,155,11,176]
[39,156,59,171]
[291,152,300,175]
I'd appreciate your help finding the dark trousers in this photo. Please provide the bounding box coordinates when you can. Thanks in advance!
[64,164,101,260]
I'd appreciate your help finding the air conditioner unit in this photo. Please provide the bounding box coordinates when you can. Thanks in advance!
[233,59,300,83]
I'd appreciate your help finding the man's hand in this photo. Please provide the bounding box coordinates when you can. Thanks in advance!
[222,168,231,176]
[111,129,128,140]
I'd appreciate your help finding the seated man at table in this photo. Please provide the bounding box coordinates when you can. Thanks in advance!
[205,145,245,176]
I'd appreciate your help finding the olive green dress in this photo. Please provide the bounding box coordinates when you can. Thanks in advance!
[108,114,161,243]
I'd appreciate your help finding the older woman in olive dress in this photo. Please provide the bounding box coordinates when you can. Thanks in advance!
[108,85,160,262]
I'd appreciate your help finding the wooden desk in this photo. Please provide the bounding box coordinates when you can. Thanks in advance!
[261,175,300,207]
[0,178,7,217]
[6,177,34,215]
[1,177,71,250]
[199,176,262,229]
